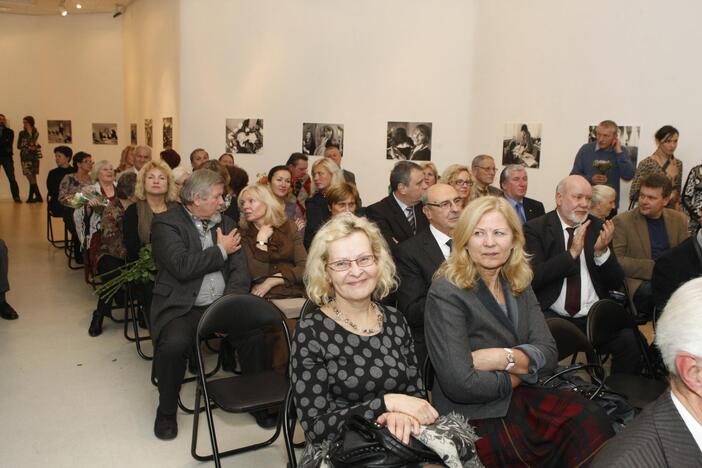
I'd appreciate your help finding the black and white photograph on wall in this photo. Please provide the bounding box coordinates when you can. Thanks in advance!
[225,118,263,154]
[163,117,173,149]
[130,123,137,145]
[91,123,118,145]
[145,119,153,148]
[302,122,344,155]
[47,120,72,144]
[502,122,542,168]
[386,122,432,160]
[588,124,640,167]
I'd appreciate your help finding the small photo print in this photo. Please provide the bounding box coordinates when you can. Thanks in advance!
[92,123,118,145]
[163,117,173,149]
[302,122,344,156]
[47,120,72,144]
[386,122,432,161]
[502,122,542,168]
[225,118,263,154]
[588,124,640,167]
[130,123,137,145]
[145,119,153,148]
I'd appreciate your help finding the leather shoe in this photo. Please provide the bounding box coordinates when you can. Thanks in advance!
[0,302,18,320]
[253,410,279,429]
[154,411,178,440]
[13,198,21,203]
[88,310,103,337]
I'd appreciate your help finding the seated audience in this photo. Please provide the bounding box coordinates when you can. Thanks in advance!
[46,145,75,219]
[160,148,181,170]
[592,277,702,467]
[471,155,502,198]
[197,160,235,221]
[115,145,135,175]
[118,145,152,180]
[291,214,438,463]
[420,161,439,188]
[303,158,344,249]
[189,148,209,170]
[396,183,462,365]
[286,152,311,212]
[0,239,18,320]
[172,166,190,201]
[629,125,682,209]
[225,165,249,224]
[149,169,255,439]
[89,173,137,337]
[524,175,641,374]
[76,160,117,270]
[682,163,702,234]
[590,184,617,220]
[324,144,356,185]
[499,164,545,224]
[613,174,689,320]
[441,164,474,207]
[366,160,428,257]
[325,182,360,217]
[58,152,94,263]
[652,229,702,310]
[267,165,305,232]
[426,196,614,466]
[218,152,235,167]
[238,184,306,299]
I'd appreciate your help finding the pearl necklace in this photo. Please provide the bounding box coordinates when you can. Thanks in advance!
[330,299,384,335]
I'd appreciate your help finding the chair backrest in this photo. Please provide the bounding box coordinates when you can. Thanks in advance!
[546,317,598,364]
[299,299,317,321]
[586,299,635,349]
[422,355,435,393]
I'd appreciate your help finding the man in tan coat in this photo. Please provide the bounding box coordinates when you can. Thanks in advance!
[613,173,688,321]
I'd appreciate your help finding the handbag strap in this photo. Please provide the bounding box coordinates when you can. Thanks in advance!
[542,364,607,400]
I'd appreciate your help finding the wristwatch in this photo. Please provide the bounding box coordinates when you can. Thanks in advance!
[256,240,268,247]
[503,348,515,371]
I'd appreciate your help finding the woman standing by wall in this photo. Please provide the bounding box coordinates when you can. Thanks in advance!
[17,115,42,202]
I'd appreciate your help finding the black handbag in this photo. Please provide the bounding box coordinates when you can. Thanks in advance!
[328,415,443,467]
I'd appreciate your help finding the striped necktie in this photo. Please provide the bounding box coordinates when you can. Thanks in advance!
[405,206,416,234]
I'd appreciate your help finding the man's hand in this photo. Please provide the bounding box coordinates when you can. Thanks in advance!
[591,174,608,185]
[217,227,241,254]
[569,220,589,259]
[594,219,614,256]
[613,134,623,153]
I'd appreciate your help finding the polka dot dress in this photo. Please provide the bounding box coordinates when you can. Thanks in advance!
[290,304,426,445]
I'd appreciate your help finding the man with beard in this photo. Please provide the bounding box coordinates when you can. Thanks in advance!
[524,175,641,374]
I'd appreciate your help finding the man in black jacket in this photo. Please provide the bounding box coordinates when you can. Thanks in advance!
[652,229,702,311]
[0,114,20,202]
[150,169,253,440]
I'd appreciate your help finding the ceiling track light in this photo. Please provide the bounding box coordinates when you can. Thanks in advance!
[76,3,82,9]
[59,0,68,16]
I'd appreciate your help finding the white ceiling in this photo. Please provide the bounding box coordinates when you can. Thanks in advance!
[0,0,134,16]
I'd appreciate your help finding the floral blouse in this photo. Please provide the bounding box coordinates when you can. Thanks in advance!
[17,129,39,161]
[59,173,91,207]
[96,198,128,263]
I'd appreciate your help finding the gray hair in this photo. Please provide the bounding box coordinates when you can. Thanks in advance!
[499,164,526,188]
[655,277,702,376]
[591,184,616,206]
[90,159,113,183]
[180,168,224,205]
[471,154,494,169]
[135,145,152,156]
[390,160,422,192]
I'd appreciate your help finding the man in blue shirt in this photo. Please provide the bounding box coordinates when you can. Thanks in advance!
[571,120,634,211]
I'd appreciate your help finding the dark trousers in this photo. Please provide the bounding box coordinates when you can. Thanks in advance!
[0,240,8,300]
[63,209,83,263]
[544,309,642,375]
[0,157,19,199]
[633,281,654,322]
[154,306,267,415]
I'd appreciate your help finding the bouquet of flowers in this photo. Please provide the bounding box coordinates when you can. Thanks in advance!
[69,189,109,209]
[95,245,156,302]
[592,160,614,174]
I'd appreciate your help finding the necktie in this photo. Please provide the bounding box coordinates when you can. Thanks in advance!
[516,202,526,224]
[406,206,416,234]
[446,239,453,252]
[565,227,581,316]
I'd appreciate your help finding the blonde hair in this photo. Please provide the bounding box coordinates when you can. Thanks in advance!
[310,158,344,195]
[118,145,135,171]
[238,184,287,229]
[305,214,397,306]
[420,162,439,181]
[441,164,471,185]
[591,184,616,207]
[435,196,532,294]
[134,160,178,202]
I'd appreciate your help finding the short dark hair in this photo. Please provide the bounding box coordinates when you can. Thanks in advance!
[286,152,308,166]
[654,125,679,143]
[641,173,673,198]
[189,148,207,163]
[268,165,291,182]
[390,161,421,192]
[324,143,341,153]
[227,165,249,195]
[54,145,73,161]
[160,148,181,169]
[72,151,91,167]
[23,115,35,127]
[116,172,137,199]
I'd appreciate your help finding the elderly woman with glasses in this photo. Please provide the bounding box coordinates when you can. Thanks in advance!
[441,164,474,207]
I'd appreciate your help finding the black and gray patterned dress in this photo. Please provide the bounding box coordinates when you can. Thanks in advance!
[290,304,426,448]
[682,163,702,233]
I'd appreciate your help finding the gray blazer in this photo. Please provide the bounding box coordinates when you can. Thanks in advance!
[425,276,558,420]
[149,205,250,341]
[591,390,702,467]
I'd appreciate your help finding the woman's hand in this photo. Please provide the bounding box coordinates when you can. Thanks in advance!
[88,198,102,207]
[256,225,274,244]
[472,348,530,374]
[383,394,438,425]
[250,276,284,297]
[376,412,420,444]
[294,218,306,232]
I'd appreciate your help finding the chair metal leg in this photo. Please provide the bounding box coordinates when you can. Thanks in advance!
[122,287,153,360]
[283,387,298,468]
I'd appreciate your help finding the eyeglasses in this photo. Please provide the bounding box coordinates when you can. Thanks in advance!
[477,166,497,172]
[425,198,464,210]
[451,179,474,187]
[326,254,376,272]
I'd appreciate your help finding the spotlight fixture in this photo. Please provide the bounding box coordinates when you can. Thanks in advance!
[60,7,68,16]
[76,3,82,9]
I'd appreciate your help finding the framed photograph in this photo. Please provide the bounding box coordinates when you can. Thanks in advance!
[502,122,542,168]
[386,121,432,160]
[588,124,640,167]
[225,118,263,154]
[92,123,118,145]
[145,119,153,148]
[130,123,137,145]
[47,120,72,144]
[302,122,344,155]
[163,117,173,149]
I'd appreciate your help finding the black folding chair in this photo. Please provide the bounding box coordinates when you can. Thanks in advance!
[422,355,435,398]
[546,317,599,366]
[586,299,668,409]
[46,202,68,248]
[191,294,291,467]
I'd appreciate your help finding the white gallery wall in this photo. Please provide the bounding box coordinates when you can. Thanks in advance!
[0,13,124,199]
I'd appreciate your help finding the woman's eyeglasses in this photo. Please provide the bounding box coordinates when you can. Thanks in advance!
[326,254,376,272]
[451,179,474,187]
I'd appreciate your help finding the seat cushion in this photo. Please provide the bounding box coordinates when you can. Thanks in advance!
[206,371,288,413]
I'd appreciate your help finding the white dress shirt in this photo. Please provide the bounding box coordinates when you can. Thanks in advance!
[671,391,702,452]
[429,225,451,260]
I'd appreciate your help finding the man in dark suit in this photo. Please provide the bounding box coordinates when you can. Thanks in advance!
[592,277,702,467]
[524,175,641,374]
[0,114,20,202]
[150,169,253,440]
[652,229,702,310]
[324,144,356,185]
[396,183,462,364]
[499,164,545,223]
[366,160,428,257]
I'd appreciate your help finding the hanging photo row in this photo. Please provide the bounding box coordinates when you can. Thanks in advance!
[386,121,432,161]
[225,118,263,154]
[92,123,118,145]
[301,122,343,156]
[163,117,173,149]
[144,119,153,148]
[47,120,72,144]
[130,123,137,145]
[502,122,542,168]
